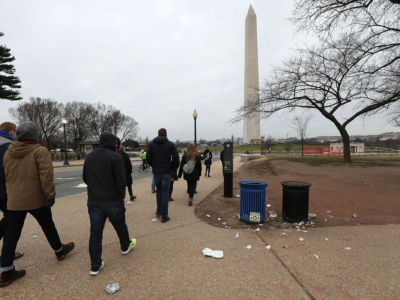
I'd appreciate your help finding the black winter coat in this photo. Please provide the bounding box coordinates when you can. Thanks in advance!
[178,153,202,182]
[121,151,133,185]
[147,136,179,175]
[203,149,212,166]
[83,133,126,203]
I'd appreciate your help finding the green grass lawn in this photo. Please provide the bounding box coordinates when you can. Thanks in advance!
[266,154,400,167]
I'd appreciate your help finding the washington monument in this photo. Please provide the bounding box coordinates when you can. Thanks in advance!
[243,5,260,144]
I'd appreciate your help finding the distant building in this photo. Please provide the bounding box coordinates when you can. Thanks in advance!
[330,143,364,155]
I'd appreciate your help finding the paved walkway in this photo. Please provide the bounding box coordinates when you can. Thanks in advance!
[2,159,399,299]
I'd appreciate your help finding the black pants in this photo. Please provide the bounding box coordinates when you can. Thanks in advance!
[205,164,211,176]
[0,206,63,272]
[88,201,131,268]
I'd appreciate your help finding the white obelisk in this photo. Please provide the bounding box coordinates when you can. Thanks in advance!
[243,5,260,144]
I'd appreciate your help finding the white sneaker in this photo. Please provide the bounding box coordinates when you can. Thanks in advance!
[90,260,104,276]
[126,201,133,205]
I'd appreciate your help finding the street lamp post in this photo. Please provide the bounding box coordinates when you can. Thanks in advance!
[261,136,265,155]
[62,119,69,166]
[193,109,198,146]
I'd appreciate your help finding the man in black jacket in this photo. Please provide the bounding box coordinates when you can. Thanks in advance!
[147,128,179,223]
[83,132,136,276]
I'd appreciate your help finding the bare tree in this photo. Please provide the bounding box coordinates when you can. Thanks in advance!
[9,97,64,148]
[236,33,400,163]
[64,101,95,157]
[88,103,138,142]
[291,115,311,156]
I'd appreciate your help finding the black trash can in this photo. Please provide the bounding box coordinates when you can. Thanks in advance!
[281,181,312,223]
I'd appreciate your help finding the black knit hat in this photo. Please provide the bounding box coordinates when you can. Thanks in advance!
[16,121,40,142]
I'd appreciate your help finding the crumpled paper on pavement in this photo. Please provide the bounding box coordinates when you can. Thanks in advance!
[202,248,224,259]
[105,283,120,294]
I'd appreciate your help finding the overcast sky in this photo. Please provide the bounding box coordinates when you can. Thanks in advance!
[0,0,397,142]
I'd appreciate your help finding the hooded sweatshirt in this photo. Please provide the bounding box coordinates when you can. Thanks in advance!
[146,136,179,175]
[83,132,126,203]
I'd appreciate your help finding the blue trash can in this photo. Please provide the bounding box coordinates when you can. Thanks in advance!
[239,181,268,223]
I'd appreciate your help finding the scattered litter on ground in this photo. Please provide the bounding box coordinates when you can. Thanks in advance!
[324,219,328,222]
[105,283,120,294]
[224,225,231,229]
[235,232,240,238]
[313,254,319,259]
[202,248,224,259]
[266,203,272,208]
[302,230,308,233]
[324,237,329,241]
[222,222,227,225]
[246,245,252,249]
[282,244,288,249]
[254,228,260,232]
[282,232,287,236]
[74,183,87,188]
[326,210,331,213]
[217,217,221,221]
[299,237,304,242]
[345,247,351,250]
[237,214,240,220]
[151,218,157,222]
[32,235,37,238]
[265,244,271,250]
[352,213,358,219]
[269,211,277,218]
[235,194,240,198]
[308,213,316,218]
[206,214,211,218]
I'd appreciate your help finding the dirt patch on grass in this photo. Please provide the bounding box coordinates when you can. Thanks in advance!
[195,158,400,229]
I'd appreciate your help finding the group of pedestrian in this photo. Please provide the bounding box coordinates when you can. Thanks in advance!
[0,121,219,287]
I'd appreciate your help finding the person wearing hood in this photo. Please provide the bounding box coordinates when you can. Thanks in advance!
[83,132,136,276]
[0,121,75,287]
[0,122,24,261]
[146,128,179,223]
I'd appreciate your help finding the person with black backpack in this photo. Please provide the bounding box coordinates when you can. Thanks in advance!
[178,143,202,206]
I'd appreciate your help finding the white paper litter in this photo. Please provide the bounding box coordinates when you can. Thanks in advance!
[246,245,252,249]
[308,213,316,218]
[269,211,277,218]
[266,204,272,208]
[105,283,120,294]
[254,228,260,232]
[324,219,328,222]
[235,232,240,238]
[235,194,240,198]
[32,235,37,238]
[217,218,221,221]
[206,214,211,218]
[352,213,358,219]
[313,254,319,259]
[265,245,271,250]
[151,218,157,222]
[345,247,351,250]
[299,237,304,242]
[74,183,87,188]
[222,222,227,225]
[202,248,224,259]
[324,237,329,241]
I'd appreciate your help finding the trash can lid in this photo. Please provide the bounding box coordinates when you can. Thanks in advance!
[280,181,312,189]
[238,180,268,189]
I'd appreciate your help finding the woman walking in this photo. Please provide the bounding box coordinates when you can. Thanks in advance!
[178,143,202,206]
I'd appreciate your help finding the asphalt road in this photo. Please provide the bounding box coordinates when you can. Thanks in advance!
[54,162,153,200]
[54,156,221,200]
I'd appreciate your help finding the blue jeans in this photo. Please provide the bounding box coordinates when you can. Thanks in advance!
[88,201,131,268]
[154,174,171,217]
[1,206,63,272]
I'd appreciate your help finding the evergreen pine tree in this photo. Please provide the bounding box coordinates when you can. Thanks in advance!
[0,32,22,101]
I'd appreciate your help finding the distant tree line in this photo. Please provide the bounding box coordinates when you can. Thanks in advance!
[9,97,139,157]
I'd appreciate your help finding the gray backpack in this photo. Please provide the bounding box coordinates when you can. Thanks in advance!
[183,160,195,174]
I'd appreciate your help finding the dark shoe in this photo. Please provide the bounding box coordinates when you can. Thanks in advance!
[14,250,24,260]
[161,216,170,223]
[56,242,75,261]
[0,269,26,287]
[90,260,104,276]
[169,196,174,202]
[208,175,211,177]
[130,195,136,201]
[155,211,161,218]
